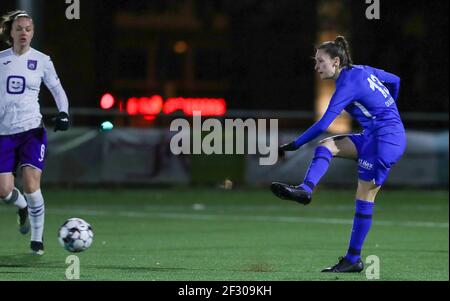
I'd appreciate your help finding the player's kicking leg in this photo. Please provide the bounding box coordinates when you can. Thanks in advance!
[270,182,312,205]
[271,135,358,205]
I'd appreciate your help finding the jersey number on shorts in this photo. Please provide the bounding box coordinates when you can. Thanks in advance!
[38,144,46,162]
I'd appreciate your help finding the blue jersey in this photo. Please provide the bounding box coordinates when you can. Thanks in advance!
[294,65,405,148]
[329,65,404,136]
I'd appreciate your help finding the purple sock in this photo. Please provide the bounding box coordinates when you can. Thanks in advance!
[345,200,375,264]
[299,146,333,193]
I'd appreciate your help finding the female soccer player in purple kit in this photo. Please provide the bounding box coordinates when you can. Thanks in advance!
[271,36,406,272]
[0,10,69,255]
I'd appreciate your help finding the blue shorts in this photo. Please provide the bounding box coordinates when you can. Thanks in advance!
[348,131,406,186]
[0,127,47,173]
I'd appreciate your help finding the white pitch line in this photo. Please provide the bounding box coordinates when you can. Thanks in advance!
[51,131,98,155]
[45,208,449,229]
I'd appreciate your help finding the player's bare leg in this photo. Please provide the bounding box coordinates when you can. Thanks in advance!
[318,135,357,159]
[356,179,381,202]
[0,173,30,235]
[0,173,14,198]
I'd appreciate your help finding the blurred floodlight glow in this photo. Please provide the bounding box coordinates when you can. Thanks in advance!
[126,95,164,116]
[103,92,226,118]
[173,41,188,54]
[100,93,115,109]
[100,121,114,131]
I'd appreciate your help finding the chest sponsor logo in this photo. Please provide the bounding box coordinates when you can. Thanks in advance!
[7,76,26,94]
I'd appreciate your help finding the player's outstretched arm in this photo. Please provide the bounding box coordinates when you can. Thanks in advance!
[279,109,339,157]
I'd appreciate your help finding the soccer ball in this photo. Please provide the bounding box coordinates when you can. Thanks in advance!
[58,218,94,253]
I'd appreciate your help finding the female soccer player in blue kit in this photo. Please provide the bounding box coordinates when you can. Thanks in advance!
[0,10,70,255]
[271,36,406,273]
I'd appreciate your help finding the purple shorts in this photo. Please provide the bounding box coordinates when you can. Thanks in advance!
[349,131,407,186]
[0,127,47,173]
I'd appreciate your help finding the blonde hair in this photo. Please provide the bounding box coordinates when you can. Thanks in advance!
[0,10,32,46]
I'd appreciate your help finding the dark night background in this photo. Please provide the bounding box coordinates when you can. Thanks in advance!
[1,0,448,115]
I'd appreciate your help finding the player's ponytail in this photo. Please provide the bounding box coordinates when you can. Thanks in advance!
[334,36,353,67]
[317,35,353,69]
[0,10,32,46]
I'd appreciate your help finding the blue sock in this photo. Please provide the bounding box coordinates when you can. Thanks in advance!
[299,146,333,193]
[345,200,375,263]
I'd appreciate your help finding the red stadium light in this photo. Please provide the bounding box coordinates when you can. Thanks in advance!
[126,96,163,116]
[163,97,226,116]
[100,93,115,110]
[126,97,139,115]
[102,93,227,119]
[140,95,164,115]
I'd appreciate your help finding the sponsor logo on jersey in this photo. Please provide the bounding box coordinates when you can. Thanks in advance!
[27,60,38,70]
[358,159,374,170]
[7,76,26,94]
[3,60,12,65]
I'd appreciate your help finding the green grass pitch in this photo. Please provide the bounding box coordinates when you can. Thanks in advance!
[0,188,448,281]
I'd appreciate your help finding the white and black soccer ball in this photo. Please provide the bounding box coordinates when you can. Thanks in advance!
[58,218,94,253]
